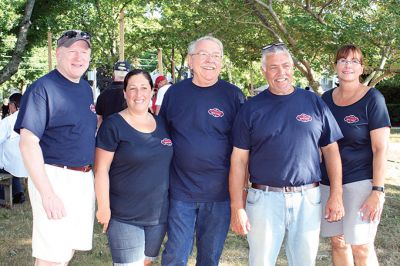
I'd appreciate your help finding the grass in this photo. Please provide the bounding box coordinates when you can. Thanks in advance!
[1,184,399,265]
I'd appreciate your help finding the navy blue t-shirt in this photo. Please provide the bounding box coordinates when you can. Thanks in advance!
[320,88,391,185]
[15,69,97,166]
[160,78,245,202]
[96,114,173,225]
[233,88,343,187]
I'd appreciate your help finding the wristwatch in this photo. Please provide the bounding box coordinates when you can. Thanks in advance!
[372,186,385,193]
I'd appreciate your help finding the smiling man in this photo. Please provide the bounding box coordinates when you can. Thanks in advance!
[229,43,345,266]
[160,36,245,266]
[15,30,97,266]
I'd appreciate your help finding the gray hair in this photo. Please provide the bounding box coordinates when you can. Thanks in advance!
[188,36,224,57]
[261,44,293,70]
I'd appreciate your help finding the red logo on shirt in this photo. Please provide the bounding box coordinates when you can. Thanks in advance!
[296,113,312,122]
[90,104,96,114]
[161,138,172,146]
[344,115,359,124]
[208,108,224,118]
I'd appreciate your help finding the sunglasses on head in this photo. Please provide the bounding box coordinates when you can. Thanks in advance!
[58,30,91,41]
[262,42,286,50]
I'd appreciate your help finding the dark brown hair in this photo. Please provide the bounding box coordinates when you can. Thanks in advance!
[123,69,153,91]
[335,44,364,65]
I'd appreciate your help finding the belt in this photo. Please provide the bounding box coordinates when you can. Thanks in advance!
[51,164,92,172]
[251,182,319,193]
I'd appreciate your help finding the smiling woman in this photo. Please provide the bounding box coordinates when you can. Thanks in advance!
[94,69,173,265]
[320,44,391,266]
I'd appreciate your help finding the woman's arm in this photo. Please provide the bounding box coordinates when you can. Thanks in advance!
[94,147,115,232]
[359,127,390,222]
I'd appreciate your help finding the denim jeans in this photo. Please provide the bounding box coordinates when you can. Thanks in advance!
[161,199,230,266]
[107,218,166,264]
[246,186,321,266]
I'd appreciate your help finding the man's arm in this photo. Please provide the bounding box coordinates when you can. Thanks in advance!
[321,142,344,222]
[229,147,251,235]
[359,127,390,222]
[19,128,66,219]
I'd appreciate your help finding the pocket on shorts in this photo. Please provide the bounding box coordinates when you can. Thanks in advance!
[246,188,262,206]
[305,187,321,206]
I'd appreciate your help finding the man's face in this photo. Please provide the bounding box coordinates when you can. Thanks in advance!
[261,52,294,94]
[56,40,91,83]
[188,40,222,87]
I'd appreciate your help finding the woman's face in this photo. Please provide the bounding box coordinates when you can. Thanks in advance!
[123,73,152,114]
[335,52,364,83]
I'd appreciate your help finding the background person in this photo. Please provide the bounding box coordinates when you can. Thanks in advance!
[95,69,173,266]
[15,29,96,265]
[160,36,245,266]
[154,75,171,115]
[320,44,391,266]
[0,93,27,204]
[96,61,131,127]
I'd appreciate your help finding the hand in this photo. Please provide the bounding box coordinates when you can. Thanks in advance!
[231,207,251,235]
[41,192,66,220]
[325,193,345,223]
[359,191,385,222]
[96,207,111,233]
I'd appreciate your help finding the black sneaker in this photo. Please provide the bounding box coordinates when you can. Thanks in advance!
[13,192,25,204]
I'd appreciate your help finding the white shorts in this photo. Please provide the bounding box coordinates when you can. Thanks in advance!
[320,179,380,245]
[28,164,95,262]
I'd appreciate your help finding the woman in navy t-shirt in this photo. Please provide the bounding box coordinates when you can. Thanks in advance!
[320,45,390,265]
[95,69,173,265]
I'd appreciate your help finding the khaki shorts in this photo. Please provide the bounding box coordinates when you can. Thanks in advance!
[28,164,95,262]
[320,179,380,245]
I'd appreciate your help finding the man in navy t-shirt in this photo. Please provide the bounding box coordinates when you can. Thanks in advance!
[160,36,245,266]
[15,30,97,265]
[229,43,344,266]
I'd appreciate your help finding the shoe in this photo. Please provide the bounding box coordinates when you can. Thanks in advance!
[13,192,25,204]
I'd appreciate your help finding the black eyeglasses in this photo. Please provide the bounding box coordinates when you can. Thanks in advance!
[58,30,91,41]
[262,42,286,50]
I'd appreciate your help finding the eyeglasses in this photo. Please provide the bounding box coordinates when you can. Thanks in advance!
[262,42,286,50]
[336,59,361,65]
[191,52,223,61]
[58,30,91,42]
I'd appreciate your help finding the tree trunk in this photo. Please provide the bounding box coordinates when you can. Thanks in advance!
[0,0,36,85]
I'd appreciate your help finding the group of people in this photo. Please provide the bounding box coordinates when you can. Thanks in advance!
[12,28,390,266]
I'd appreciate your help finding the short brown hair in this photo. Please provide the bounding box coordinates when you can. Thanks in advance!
[335,44,364,65]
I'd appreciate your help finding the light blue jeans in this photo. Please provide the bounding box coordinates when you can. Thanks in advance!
[246,186,321,266]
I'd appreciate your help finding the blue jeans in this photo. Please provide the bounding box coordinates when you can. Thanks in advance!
[246,186,321,266]
[107,218,166,264]
[161,199,230,266]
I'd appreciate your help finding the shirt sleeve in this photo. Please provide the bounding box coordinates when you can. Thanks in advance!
[318,98,343,147]
[232,106,251,150]
[368,89,391,130]
[14,84,48,139]
[155,86,168,106]
[96,118,119,151]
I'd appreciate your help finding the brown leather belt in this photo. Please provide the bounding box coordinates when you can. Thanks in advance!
[51,164,92,172]
[251,182,319,193]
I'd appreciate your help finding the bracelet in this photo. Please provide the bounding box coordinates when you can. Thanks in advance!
[372,186,385,193]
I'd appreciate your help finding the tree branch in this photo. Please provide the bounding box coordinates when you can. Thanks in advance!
[0,0,35,85]
[303,0,335,26]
